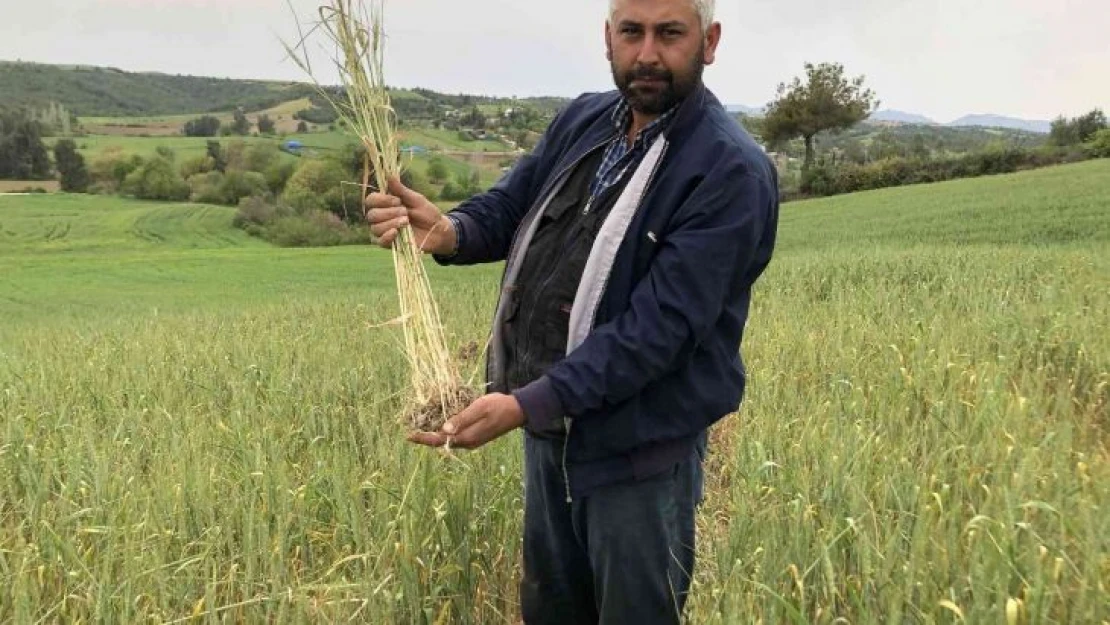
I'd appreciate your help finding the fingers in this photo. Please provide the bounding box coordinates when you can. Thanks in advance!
[364,192,402,211]
[365,206,406,225]
[407,431,449,447]
[377,228,400,249]
[443,398,488,435]
[369,215,408,238]
[406,430,478,451]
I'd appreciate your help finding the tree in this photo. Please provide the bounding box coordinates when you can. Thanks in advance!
[427,158,450,184]
[257,114,276,135]
[53,139,89,192]
[231,109,251,135]
[183,115,221,137]
[206,141,227,173]
[1074,109,1107,143]
[762,62,878,169]
[0,108,52,180]
[461,106,487,129]
[296,120,309,133]
[1051,109,1107,146]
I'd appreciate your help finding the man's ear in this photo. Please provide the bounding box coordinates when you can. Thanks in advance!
[703,22,722,65]
[605,21,613,61]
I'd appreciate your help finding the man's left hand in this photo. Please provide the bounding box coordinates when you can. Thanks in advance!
[408,393,525,450]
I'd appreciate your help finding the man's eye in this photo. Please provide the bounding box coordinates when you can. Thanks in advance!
[621,26,641,35]
[663,29,682,38]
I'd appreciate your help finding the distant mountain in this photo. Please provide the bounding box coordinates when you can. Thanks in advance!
[870,110,936,125]
[946,114,1051,134]
[726,104,763,116]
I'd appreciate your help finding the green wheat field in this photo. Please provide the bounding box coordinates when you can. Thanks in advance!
[2,160,1108,623]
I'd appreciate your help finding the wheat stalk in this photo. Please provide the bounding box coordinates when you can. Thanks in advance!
[283,0,470,428]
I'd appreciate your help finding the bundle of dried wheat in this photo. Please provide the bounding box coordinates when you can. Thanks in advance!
[285,0,473,432]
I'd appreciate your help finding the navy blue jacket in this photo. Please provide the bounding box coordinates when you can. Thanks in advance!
[439,83,778,495]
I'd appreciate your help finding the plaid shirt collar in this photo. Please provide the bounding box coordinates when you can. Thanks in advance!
[609,98,676,151]
[588,99,677,203]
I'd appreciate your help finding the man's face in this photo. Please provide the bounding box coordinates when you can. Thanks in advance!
[606,0,721,115]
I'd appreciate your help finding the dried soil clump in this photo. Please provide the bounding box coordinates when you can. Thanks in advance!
[405,385,481,433]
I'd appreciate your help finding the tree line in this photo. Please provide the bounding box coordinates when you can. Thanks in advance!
[0,107,88,190]
[182,110,286,138]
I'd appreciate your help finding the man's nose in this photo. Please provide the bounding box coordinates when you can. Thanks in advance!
[635,34,662,66]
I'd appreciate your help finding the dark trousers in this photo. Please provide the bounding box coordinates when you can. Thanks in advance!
[520,433,705,625]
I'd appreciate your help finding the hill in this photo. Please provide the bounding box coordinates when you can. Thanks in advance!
[947,113,1051,134]
[0,61,570,120]
[870,109,936,125]
[777,158,1110,251]
[0,61,316,117]
[726,104,763,115]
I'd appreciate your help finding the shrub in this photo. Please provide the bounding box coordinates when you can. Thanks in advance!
[262,211,369,247]
[799,147,1094,197]
[88,149,143,194]
[188,171,224,204]
[264,160,297,195]
[232,195,289,229]
[179,155,216,179]
[282,159,347,213]
[219,170,269,205]
[440,181,466,201]
[241,143,282,174]
[122,158,190,201]
[1087,129,1110,158]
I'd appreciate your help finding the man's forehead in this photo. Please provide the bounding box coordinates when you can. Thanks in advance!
[610,0,698,25]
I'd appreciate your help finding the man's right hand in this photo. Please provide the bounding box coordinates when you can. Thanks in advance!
[365,177,457,256]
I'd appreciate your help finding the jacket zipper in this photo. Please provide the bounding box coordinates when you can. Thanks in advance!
[514,139,614,378]
[505,136,614,272]
[561,138,671,505]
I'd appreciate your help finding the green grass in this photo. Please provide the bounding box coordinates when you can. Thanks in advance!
[67,135,291,161]
[1,161,1108,622]
[403,127,509,153]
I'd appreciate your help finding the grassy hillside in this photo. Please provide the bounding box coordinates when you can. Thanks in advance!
[0,61,316,117]
[0,61,569,120]
[0,194,261,253]
[778,159,1110,250]
[1,162,1107,622]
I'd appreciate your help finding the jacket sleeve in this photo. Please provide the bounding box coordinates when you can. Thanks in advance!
[513,164,776,430]
[434,109,568,266]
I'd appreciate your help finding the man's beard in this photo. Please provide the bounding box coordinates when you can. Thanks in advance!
[611,44,705,115]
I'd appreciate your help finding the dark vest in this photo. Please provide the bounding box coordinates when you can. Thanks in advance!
[503,146,631,437]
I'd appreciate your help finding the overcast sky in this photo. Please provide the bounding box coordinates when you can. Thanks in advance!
[1,0,1107,122]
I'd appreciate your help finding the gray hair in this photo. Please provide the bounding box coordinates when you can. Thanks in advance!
[609,0,716,32]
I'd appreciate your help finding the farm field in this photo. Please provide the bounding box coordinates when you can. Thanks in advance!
[0,161,1108,622]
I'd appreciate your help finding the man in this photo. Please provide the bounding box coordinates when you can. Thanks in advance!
[366,0,778,622]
